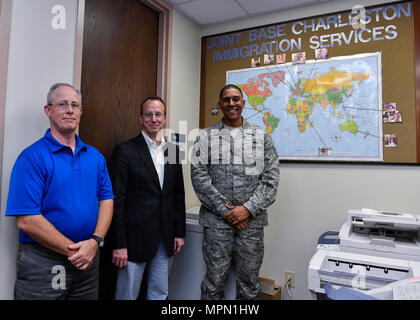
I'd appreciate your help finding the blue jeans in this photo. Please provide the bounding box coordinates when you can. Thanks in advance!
[114,240,173,300]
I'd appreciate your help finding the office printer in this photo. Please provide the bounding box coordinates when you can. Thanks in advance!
[308,208,420,299]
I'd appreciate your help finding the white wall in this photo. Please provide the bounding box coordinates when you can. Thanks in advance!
[168,9,202,210]
[0,0,79,299]
[198,0,417,299]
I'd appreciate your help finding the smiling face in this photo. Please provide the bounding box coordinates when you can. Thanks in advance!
[44,85,82,136]
[218,87,245,127]
[139,98,167,141]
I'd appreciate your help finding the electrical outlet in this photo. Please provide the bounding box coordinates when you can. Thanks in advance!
[285,271,295,288]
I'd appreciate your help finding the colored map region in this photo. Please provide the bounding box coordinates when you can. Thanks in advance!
[286,69,371,133]
[237,71,285,112]
[227,52,383,161]
[263,112,280,134]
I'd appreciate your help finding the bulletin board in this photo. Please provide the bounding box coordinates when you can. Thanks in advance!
[200,1,419,163]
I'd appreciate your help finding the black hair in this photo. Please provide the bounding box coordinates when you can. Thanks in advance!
[218,84,243,101]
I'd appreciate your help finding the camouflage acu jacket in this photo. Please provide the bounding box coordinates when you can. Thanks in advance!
[191,118,280,228]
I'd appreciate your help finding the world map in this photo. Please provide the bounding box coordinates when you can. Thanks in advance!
[227,52,383,161]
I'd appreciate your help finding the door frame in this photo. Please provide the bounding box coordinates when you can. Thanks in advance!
[0,0,12,209]
[141,0,173,111]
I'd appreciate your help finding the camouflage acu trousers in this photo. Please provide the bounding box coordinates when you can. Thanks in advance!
[201,227,264,300]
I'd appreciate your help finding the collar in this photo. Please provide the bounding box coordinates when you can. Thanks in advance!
[217,117,250,130]
[44,129,87,154]
[141,130,166,149]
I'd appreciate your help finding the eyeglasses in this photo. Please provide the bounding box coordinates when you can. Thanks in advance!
[142,112,165,119]
[49,102,82,110]
[221,96,242,103]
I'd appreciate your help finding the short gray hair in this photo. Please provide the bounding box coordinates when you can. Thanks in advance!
[47,83,82,105]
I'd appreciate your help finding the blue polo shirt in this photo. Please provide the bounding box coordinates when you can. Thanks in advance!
[5,129,114,243]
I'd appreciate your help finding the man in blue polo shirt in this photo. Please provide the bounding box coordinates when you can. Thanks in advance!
[5,83,114,300]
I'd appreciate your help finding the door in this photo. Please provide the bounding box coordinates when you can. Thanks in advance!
[80,0,159,299]
[80,0,159,161]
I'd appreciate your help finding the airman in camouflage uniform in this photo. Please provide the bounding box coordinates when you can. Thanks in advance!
[191,84,280,300]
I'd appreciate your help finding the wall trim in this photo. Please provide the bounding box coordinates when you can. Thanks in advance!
[140,0,173,124]
[0,0,13,211]
[414,1,420,161]
[74,0,85,91]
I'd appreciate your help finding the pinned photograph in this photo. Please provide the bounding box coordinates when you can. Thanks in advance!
[251,57,261,68]
[211,104,218,116]
[383,111,390,124]
[318,146,332,157]
[264,54,275,65]
[388,109,402,123]
[383,103,402,123]
[315,48,328,60]
[276,54,286,64]
[384,102,396,111]
[292,52,306,65]
[384,134,397,147]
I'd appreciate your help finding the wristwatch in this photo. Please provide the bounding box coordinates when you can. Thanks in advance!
[90,235,105,248]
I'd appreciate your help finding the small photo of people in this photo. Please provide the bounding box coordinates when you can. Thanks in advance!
[264,54,275,65]
[211,104,218,116]
[315,48,328,60]
[383,102,402,123]
[384,134,398,147]
[384,102,396,111]
[292,52,306,65]
[318,146,332,157]
[251,57,261,68]
[388,110,402,123]
[383,111,390,123]
[276,54,286,64]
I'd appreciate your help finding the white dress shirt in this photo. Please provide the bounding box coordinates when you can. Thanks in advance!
[142,130,165,189]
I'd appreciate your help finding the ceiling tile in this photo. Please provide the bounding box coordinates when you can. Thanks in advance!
[166,0,341,26]
[237,0,325,15]
[178,0,248,25]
